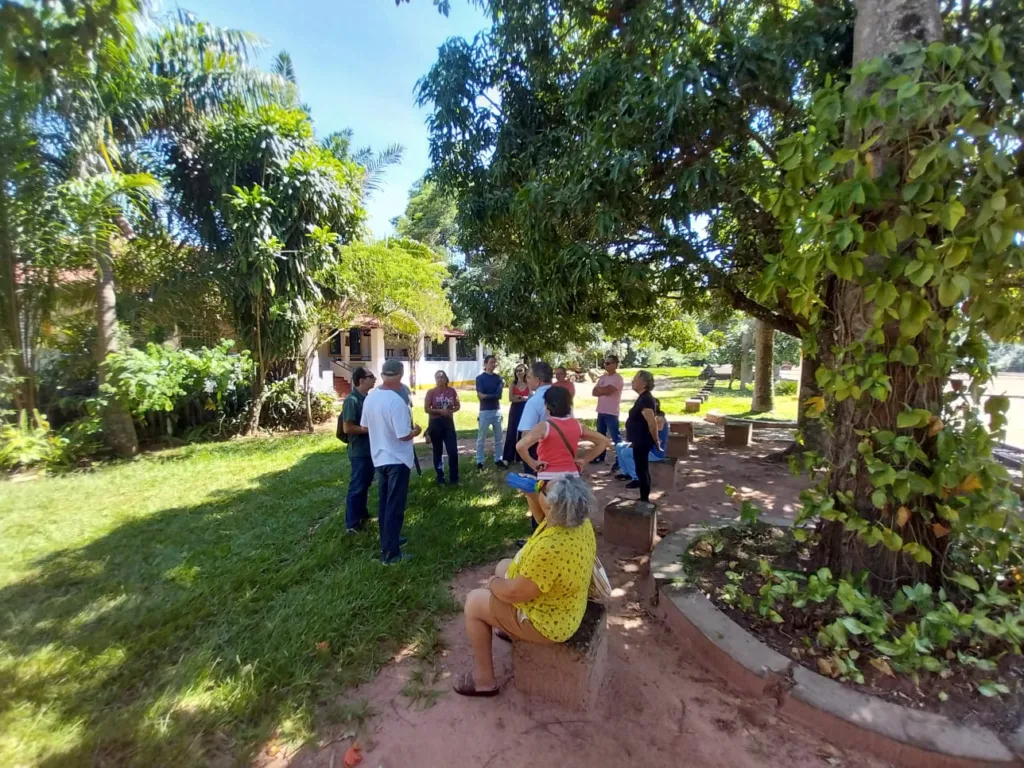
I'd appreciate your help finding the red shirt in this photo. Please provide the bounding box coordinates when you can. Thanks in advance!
[552,379,576,397]
[537,417,583,474]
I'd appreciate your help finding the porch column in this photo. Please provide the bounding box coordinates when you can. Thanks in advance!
[370,326,385,377]
[341,329,350,364]
[476,341,484,368]
[448,335,458,363]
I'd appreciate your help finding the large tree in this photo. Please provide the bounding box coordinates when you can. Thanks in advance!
[770,1,1023,587]
[1,4,283,454]
[416,0,856,447]
[168,103,366,433]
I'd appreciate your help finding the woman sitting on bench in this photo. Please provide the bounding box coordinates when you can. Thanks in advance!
[454,475,598,697]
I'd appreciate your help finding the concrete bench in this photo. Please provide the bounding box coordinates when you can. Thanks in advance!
[665,432,689,460]
[512,601,608,710]
[723,420,753,447]
[685,398,701,413]
[668,420,694,441]
[604,498,657,552]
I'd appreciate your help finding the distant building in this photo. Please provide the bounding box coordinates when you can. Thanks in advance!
[307,316,486,396]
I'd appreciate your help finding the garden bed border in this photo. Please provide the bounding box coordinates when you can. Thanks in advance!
[650,516,1021,767]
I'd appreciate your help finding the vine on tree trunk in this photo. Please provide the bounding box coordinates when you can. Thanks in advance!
[764,28,1023,595]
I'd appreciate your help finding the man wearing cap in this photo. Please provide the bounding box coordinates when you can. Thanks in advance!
[360,359,422,564]
[342,366,376,534]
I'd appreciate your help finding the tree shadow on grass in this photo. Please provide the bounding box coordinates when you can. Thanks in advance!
[0,441,525,766]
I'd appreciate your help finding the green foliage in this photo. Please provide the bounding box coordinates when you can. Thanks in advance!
[775,380,799,396]
[392,177,459,257]
[417,1,856,348]
[102,341,253,437]
[0,410,66,471]
[767,29,1024,587]
[260,378,336,432]
[334,238,454,340]
[169,102,366,429]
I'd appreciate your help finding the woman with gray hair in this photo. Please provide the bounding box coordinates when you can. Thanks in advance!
[453,474,598,697]
[625,369,662,503]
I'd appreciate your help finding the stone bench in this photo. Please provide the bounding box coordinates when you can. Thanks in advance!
[512,600,608,710]
[665,432,689,461]
[604,497,657,552]
[668,420,694,441]
[685,398,701,413]
[723,420,753,447]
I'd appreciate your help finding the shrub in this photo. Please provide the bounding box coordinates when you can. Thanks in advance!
[260,377,337,431]
[102,341,253,440]
[0,410,67,471]
[774,379,798,396]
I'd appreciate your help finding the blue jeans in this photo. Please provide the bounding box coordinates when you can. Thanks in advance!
[595,413,621,462]
[615,442,664,480]
[377,464,411,562]
[476,409,504,464]
[345,455,374,531]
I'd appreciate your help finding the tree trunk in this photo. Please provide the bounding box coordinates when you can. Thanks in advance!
[0,178,35,413]
[245,372,266,435]
[817,0,944,588]
[739,326,753,391]
[95,239,138,457]
[751,320,774,413]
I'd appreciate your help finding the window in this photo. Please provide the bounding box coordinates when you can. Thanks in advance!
[456,337,477,361]
[425,336,450,361]
[349,329,368,361]
[328,331,342,356]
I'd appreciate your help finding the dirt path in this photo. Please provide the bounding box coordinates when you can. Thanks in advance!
[262,427,888,768]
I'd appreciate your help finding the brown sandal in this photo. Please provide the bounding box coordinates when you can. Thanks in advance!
[452,672,500,697]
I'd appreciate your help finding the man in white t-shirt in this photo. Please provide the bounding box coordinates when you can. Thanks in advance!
[361,359,421,564]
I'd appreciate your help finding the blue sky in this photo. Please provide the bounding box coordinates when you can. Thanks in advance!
[176,0,488,237]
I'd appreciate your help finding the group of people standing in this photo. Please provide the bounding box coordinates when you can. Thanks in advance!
[338,353,668,564]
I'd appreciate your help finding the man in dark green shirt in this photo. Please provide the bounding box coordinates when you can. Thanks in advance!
[343,367,376,532]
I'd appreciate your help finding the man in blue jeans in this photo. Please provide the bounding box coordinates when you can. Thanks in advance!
[361,359,421,564]
[342,367,377,533]
[591,354,624,465]
[476,354,508,470]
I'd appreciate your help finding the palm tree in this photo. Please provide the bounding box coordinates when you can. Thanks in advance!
[4,5,286,454]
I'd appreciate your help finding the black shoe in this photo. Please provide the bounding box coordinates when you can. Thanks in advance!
[399,536,408,546]
[610,462,620,472]
[477,463,484,470]
[495,460,508,469]
[615,473,632,481]
[436,475,447,485]
[625,480,640,489]
[450,480,460,487]
[383,553,413,565]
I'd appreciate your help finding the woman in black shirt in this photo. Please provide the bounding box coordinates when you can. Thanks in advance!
[625,370,662,503]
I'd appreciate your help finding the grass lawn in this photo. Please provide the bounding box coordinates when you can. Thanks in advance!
[0,434,526,766]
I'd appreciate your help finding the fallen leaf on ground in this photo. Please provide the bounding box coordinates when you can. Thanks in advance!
[343,745,363,767]
[869,657,894,677]
[817,657,836,677]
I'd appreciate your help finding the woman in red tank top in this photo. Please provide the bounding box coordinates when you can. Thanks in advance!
[516,386,611,480]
